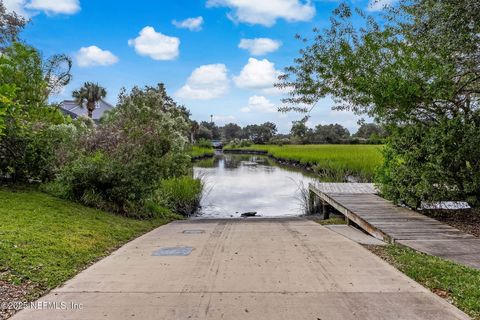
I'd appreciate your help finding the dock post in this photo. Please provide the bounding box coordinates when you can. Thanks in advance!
[321,200,329,220]
[308,189,317,215]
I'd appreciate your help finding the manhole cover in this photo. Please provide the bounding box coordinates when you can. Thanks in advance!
[152,246,193,256]
[182,229,205,234]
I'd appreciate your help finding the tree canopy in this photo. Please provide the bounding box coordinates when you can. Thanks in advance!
[278,0,480,206]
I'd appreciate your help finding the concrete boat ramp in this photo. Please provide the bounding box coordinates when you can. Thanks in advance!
[13,218,469,320]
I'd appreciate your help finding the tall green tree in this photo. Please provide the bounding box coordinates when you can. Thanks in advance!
[277,1,480,206]
[72,82,107,119]
[222,123,243,141]
[244,122,277,144]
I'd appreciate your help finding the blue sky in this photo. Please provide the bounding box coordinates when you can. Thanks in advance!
[6,0,388,133]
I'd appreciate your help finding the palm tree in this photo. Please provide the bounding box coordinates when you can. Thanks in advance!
[72,82,107,119]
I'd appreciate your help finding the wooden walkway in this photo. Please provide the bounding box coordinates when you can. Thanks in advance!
[309,183,480,269]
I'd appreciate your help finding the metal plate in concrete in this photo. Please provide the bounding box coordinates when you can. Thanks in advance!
[182,229,205,234]
[152,246,193,256]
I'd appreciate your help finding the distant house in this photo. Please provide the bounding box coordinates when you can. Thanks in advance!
[58,99,114,121]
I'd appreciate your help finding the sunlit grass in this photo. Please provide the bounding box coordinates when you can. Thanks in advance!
[367,245,480,319]
[190,146,214,158]
[0,187,175,297]
[225,144,383,181]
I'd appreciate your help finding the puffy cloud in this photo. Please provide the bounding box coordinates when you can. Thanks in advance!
[241,95,277,113]
[76,46,119,67]
[239,38,282,56]
[206,0,315,27]
[4,0,80,16]
[172,16,204,31]
[128,26,180,61]
[26,0,79,14]
[176,64,229,100]
[367,0,397,12]
[234,58,282,94]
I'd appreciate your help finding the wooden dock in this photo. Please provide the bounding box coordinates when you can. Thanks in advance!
[309,183,480,269]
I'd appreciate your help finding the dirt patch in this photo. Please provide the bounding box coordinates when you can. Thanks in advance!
[0,278,39,320]
[421,209,480,238]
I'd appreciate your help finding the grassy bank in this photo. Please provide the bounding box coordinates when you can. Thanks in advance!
[190,146,214,159]
[224,144,383,181]
[0,188,178,301]
[366,245,480,319]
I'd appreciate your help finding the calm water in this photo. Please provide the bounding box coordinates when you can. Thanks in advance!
[193,153,317,218]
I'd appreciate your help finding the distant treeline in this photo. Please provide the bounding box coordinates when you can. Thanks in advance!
[191,120,387,145]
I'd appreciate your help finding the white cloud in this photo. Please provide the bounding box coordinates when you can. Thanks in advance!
[128,26,180,61]
[176,64,229,100]
[367,0,397,12]
[172,16,204,31]
[239,38,282,56]
[4,0,79,16]
[234,58,282,94]
[26,0,79,14]
[75,46,119,67]
[241,95,277,113]
[206,0,315,27]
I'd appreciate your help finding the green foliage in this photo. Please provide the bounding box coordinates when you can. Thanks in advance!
[354,123,387,141]
[0,43,48,107]
[227,139,252,148]
[51,84,194,218]
[72,82,107,118]
[222,122,243,141]
[243,122,277,144]
[279,1,480,205]
[0,105,71,181]
[196,138,212,149]
[0,83,16,136]
[150,176,203,216]
[0,42,74,181]
[377,114,480,208]
[0,187,175,294]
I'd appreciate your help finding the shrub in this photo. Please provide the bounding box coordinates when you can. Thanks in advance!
[196,138,212,149]
[49,84,196,218]
[377,114,480,208]
[150,176,203,216]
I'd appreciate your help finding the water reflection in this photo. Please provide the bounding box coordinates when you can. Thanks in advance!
[193,153,317,218]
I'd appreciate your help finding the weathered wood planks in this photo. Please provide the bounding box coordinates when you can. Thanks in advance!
[309,183,480,269]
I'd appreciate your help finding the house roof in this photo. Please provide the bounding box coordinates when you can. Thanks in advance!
[59,99,114,120]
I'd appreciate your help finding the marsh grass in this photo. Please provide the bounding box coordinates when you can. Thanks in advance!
[224,144,383,181]
[190,146,214,159]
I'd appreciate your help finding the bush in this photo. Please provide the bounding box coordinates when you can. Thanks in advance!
[150,176,203,216]
[48,84,196,218]
[0,106,72,182]
[377,114,480,208]
[228,139,253,148]
[196,138,212,149]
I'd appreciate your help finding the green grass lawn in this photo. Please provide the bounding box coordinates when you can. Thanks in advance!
[224,144,383,181]
[0,187,177,299]
[367,245,480,319]
[190,146,214,158]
